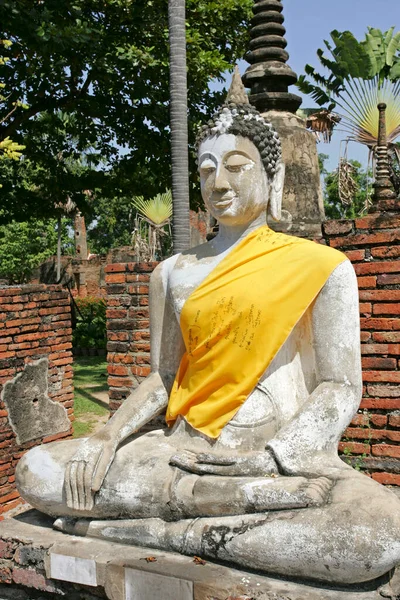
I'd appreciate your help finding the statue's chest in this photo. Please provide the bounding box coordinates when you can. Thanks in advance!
[168,255,225,320]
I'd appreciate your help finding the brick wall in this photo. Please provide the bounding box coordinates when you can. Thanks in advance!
[105,263,158,415]
[0,284,73,514]
[323,213,400,485]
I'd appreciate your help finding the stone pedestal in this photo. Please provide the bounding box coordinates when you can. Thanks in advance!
[264,110,325,239]
[0,509,398,600]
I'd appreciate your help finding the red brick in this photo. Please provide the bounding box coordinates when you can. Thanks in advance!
[131,365,151,377]
[357,276,377,289]
[338,441,370,455]
[361,318,400,331]
[372,444,400,458]
[109,354,135,365]
[359,303,372,314]
[42,430,72,444]
[361,398,400,409]
[105,263,127,273]
[108,376,133,387]
[355,214,400,230]
[105,273,127,284]
[0,303,23,311]
[106,309,128,319]
[0,351,15,359]
[12,566,58,592]
[0,489,19,503]
[363,371,400,383]
[372,472,400,486]
[38,306,69,316]
[355,261,400,275]
[359,290,400,302]
[127,285,149,294]
[345,427,400,442]
[372,247,400,259]
[373,304,400,316]
[323,220,353,235]
[360,332,371,342]
[108,364,128,376]
[331,230,400,248]
[108,331,130,342]
[370,414,388,427]
[373,332,400,343]
[351,414,369,427]
[389,414,400,428]
[0,539,14,559]
[362,357,396,370]
[362,343,388,354]
[345,249,366,261]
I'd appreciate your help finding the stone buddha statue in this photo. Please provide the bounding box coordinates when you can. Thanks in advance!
[16,71,400,586]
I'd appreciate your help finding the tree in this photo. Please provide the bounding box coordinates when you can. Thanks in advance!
[320,155,372,220]
[0,0,253,221]
[298,28,400,162]
[0,218,73,284]
[168,0,191,253]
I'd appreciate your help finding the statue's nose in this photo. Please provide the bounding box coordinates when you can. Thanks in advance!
[214,166,231,192]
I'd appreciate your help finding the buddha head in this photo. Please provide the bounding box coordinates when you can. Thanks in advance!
[196,68,285,226]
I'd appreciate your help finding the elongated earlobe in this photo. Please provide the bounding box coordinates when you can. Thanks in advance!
[268,162,285,222]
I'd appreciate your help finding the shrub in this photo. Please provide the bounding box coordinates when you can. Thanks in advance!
[72,296,107,349]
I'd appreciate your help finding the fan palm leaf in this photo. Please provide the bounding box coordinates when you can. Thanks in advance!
[298,28,400,151]
[131,190,173,226]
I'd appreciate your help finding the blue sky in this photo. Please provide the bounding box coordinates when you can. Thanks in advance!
[211,0,400,173]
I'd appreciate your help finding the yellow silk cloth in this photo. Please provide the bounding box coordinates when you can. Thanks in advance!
[166,226,347,439]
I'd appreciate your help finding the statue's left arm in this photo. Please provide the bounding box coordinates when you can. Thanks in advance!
[266,260,363,477]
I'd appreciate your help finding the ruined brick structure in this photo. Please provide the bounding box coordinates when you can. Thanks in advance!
[323,213,400,485]
[105,263,158,415]
[0,284,73,514]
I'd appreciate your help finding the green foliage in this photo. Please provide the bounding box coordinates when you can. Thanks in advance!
[73,296,107,349]
[320,155,372,220]
[0,0,253,220]
[86,194,136,255]
[0,218,71,284]
[298,28,400,149]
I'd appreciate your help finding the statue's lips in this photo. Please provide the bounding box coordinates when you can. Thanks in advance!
[213,195,236,208]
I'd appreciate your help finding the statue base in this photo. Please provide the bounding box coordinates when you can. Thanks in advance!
[0,508,398,600]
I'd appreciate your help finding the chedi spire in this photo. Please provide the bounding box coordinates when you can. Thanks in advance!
[242,0,302,113]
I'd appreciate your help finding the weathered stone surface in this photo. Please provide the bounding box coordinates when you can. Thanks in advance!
[265,111,324,238]
[2,358,70,445]
[0,511,398,600]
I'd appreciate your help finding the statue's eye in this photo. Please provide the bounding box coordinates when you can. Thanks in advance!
[199,160,216,175]
[225,154,254,172]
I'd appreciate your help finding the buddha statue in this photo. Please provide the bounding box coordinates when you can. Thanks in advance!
[16,71,400,586]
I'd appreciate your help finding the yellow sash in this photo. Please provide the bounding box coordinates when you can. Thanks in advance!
[166,226,347,439]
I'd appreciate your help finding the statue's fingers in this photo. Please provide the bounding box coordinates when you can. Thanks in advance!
[196,453,236,466]
[83,462,95,510]
[192,463,234,475]
[91,449,111,493]
[69,462,79,510]
[64,463,73,508]
[76,462,85,511]
[169,453,197,473]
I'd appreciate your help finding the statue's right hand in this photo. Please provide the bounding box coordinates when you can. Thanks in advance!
[64,430,117,512]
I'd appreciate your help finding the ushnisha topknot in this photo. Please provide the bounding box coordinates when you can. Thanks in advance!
[196,67,282,178]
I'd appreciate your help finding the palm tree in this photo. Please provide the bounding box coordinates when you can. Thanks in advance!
[298,28,400,185]
[168,0,191,253]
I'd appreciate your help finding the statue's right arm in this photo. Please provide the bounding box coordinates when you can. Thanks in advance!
[65,257,183,510]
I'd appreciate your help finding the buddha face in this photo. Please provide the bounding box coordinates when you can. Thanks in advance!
[198,134,270,226]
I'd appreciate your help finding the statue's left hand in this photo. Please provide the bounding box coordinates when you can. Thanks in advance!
[169,449,279,476]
